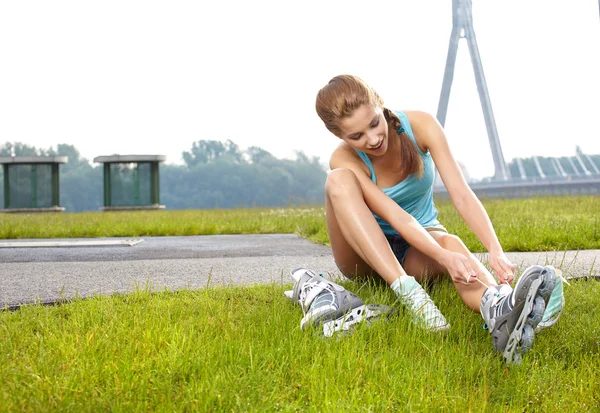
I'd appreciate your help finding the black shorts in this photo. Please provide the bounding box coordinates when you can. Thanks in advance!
[385,233,411,266]
[384,225,448,267]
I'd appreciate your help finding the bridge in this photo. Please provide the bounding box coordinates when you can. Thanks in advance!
[435,175,600,199]
[435,0,600,197]
[434,151,600,198]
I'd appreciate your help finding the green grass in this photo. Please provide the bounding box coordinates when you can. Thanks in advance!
[0,206,328,245]
[1,196,600,252]
[440,196,600,252]
[2,277,598,412]
[2,196,599,410]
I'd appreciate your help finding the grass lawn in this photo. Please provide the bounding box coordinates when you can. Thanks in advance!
[1,196,600,252]
[1,196,599,411]
[1,278,598,411]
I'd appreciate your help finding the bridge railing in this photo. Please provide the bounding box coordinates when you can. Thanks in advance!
[434,175,600,198]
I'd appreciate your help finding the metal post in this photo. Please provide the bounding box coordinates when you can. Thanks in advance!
[554,158,568,177]
[463,0,510,181]
[134,163,141,206]
[437,0,462,126]
[103,163,111,207]
[437,0,510,181]
[532,156,546,179]
[3,165,9,209]
[51,163,60,207]
[31,164,37,208]
[585,154,600,174]
[516,158,526,180]
[575,152,592,175]
[550,158,561,177]
[151,162,160,205]
[567,157,581,176]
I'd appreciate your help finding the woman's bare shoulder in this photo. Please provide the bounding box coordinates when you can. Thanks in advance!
[329,141,354,167]
[404,110,440,151]
[404,110,435,126]
[329,142,369,174]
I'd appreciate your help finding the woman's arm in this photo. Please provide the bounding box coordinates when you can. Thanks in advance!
[330,146,478,283]
[409,111,515,283]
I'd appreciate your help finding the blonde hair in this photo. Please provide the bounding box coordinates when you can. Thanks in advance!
[315,74,423,178]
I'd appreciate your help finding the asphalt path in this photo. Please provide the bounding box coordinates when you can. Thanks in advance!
[1,234,599,309]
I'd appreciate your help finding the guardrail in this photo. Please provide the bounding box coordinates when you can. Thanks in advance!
[434,177,600,198]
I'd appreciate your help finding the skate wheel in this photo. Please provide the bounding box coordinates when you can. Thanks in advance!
[527,296,545,325]
[521,324,535,354]
[538,267,557,298]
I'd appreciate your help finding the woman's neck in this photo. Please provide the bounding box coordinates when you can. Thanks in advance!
[371,133,401,170]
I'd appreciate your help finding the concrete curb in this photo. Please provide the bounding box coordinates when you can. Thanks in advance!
[1,235,598,309]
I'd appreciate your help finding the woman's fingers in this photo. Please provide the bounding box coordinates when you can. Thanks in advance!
[454,254,477,285]
[443,252,479,285]
[491,254,516,284]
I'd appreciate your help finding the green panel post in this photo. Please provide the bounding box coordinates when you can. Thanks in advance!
[134,163,140,206]
[3,165,8,209]
[151,161,159,205]
[51,163,60,207]
[103,163,111,207]
[31,164,38,208]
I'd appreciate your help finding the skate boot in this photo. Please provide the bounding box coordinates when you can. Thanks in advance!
[391,275,450,332]
[481,265,557,364]
[284,268,394,337]
[536,267,567,332]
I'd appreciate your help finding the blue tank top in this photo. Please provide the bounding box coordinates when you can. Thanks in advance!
[354,110,440,235]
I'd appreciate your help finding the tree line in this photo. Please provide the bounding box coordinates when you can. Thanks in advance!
[0,140,327,212]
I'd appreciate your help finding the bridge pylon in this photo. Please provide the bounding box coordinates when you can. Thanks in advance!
[437,0,511,181]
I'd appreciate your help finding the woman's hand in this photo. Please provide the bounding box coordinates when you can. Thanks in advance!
[441,251,478,285]
[488,250,515,284]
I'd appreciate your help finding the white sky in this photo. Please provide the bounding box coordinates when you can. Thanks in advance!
[1,0,599,180]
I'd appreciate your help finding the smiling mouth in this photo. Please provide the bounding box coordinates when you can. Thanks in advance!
[370,141,383,150]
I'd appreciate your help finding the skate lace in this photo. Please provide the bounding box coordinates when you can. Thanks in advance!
[401,286,447,327]
[298,279,335,313]
[491,293,511,319]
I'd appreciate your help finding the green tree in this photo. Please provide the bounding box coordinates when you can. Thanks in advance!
[1,140,327,211]
[55,144,92,172]
[246,146,276,164]
[0,142,38,156]
[182,139,244,167]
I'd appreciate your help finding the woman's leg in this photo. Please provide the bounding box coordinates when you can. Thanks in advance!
[325,168,407,285]
[325,169,497,311]
[403,231,498,311]
[326,169,450,331]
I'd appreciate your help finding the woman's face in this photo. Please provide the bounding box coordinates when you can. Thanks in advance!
[338,104,388,156]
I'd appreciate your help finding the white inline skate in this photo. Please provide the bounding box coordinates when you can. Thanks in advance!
[284,268,395,337]
[481,265,557,364]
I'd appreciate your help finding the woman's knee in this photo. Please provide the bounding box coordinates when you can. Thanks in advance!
[435,233,467,251]
[325,168,361,198]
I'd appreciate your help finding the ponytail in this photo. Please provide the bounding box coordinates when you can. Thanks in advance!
[383,108,424,179]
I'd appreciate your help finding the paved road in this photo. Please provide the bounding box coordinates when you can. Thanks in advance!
[1,235,599,309]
